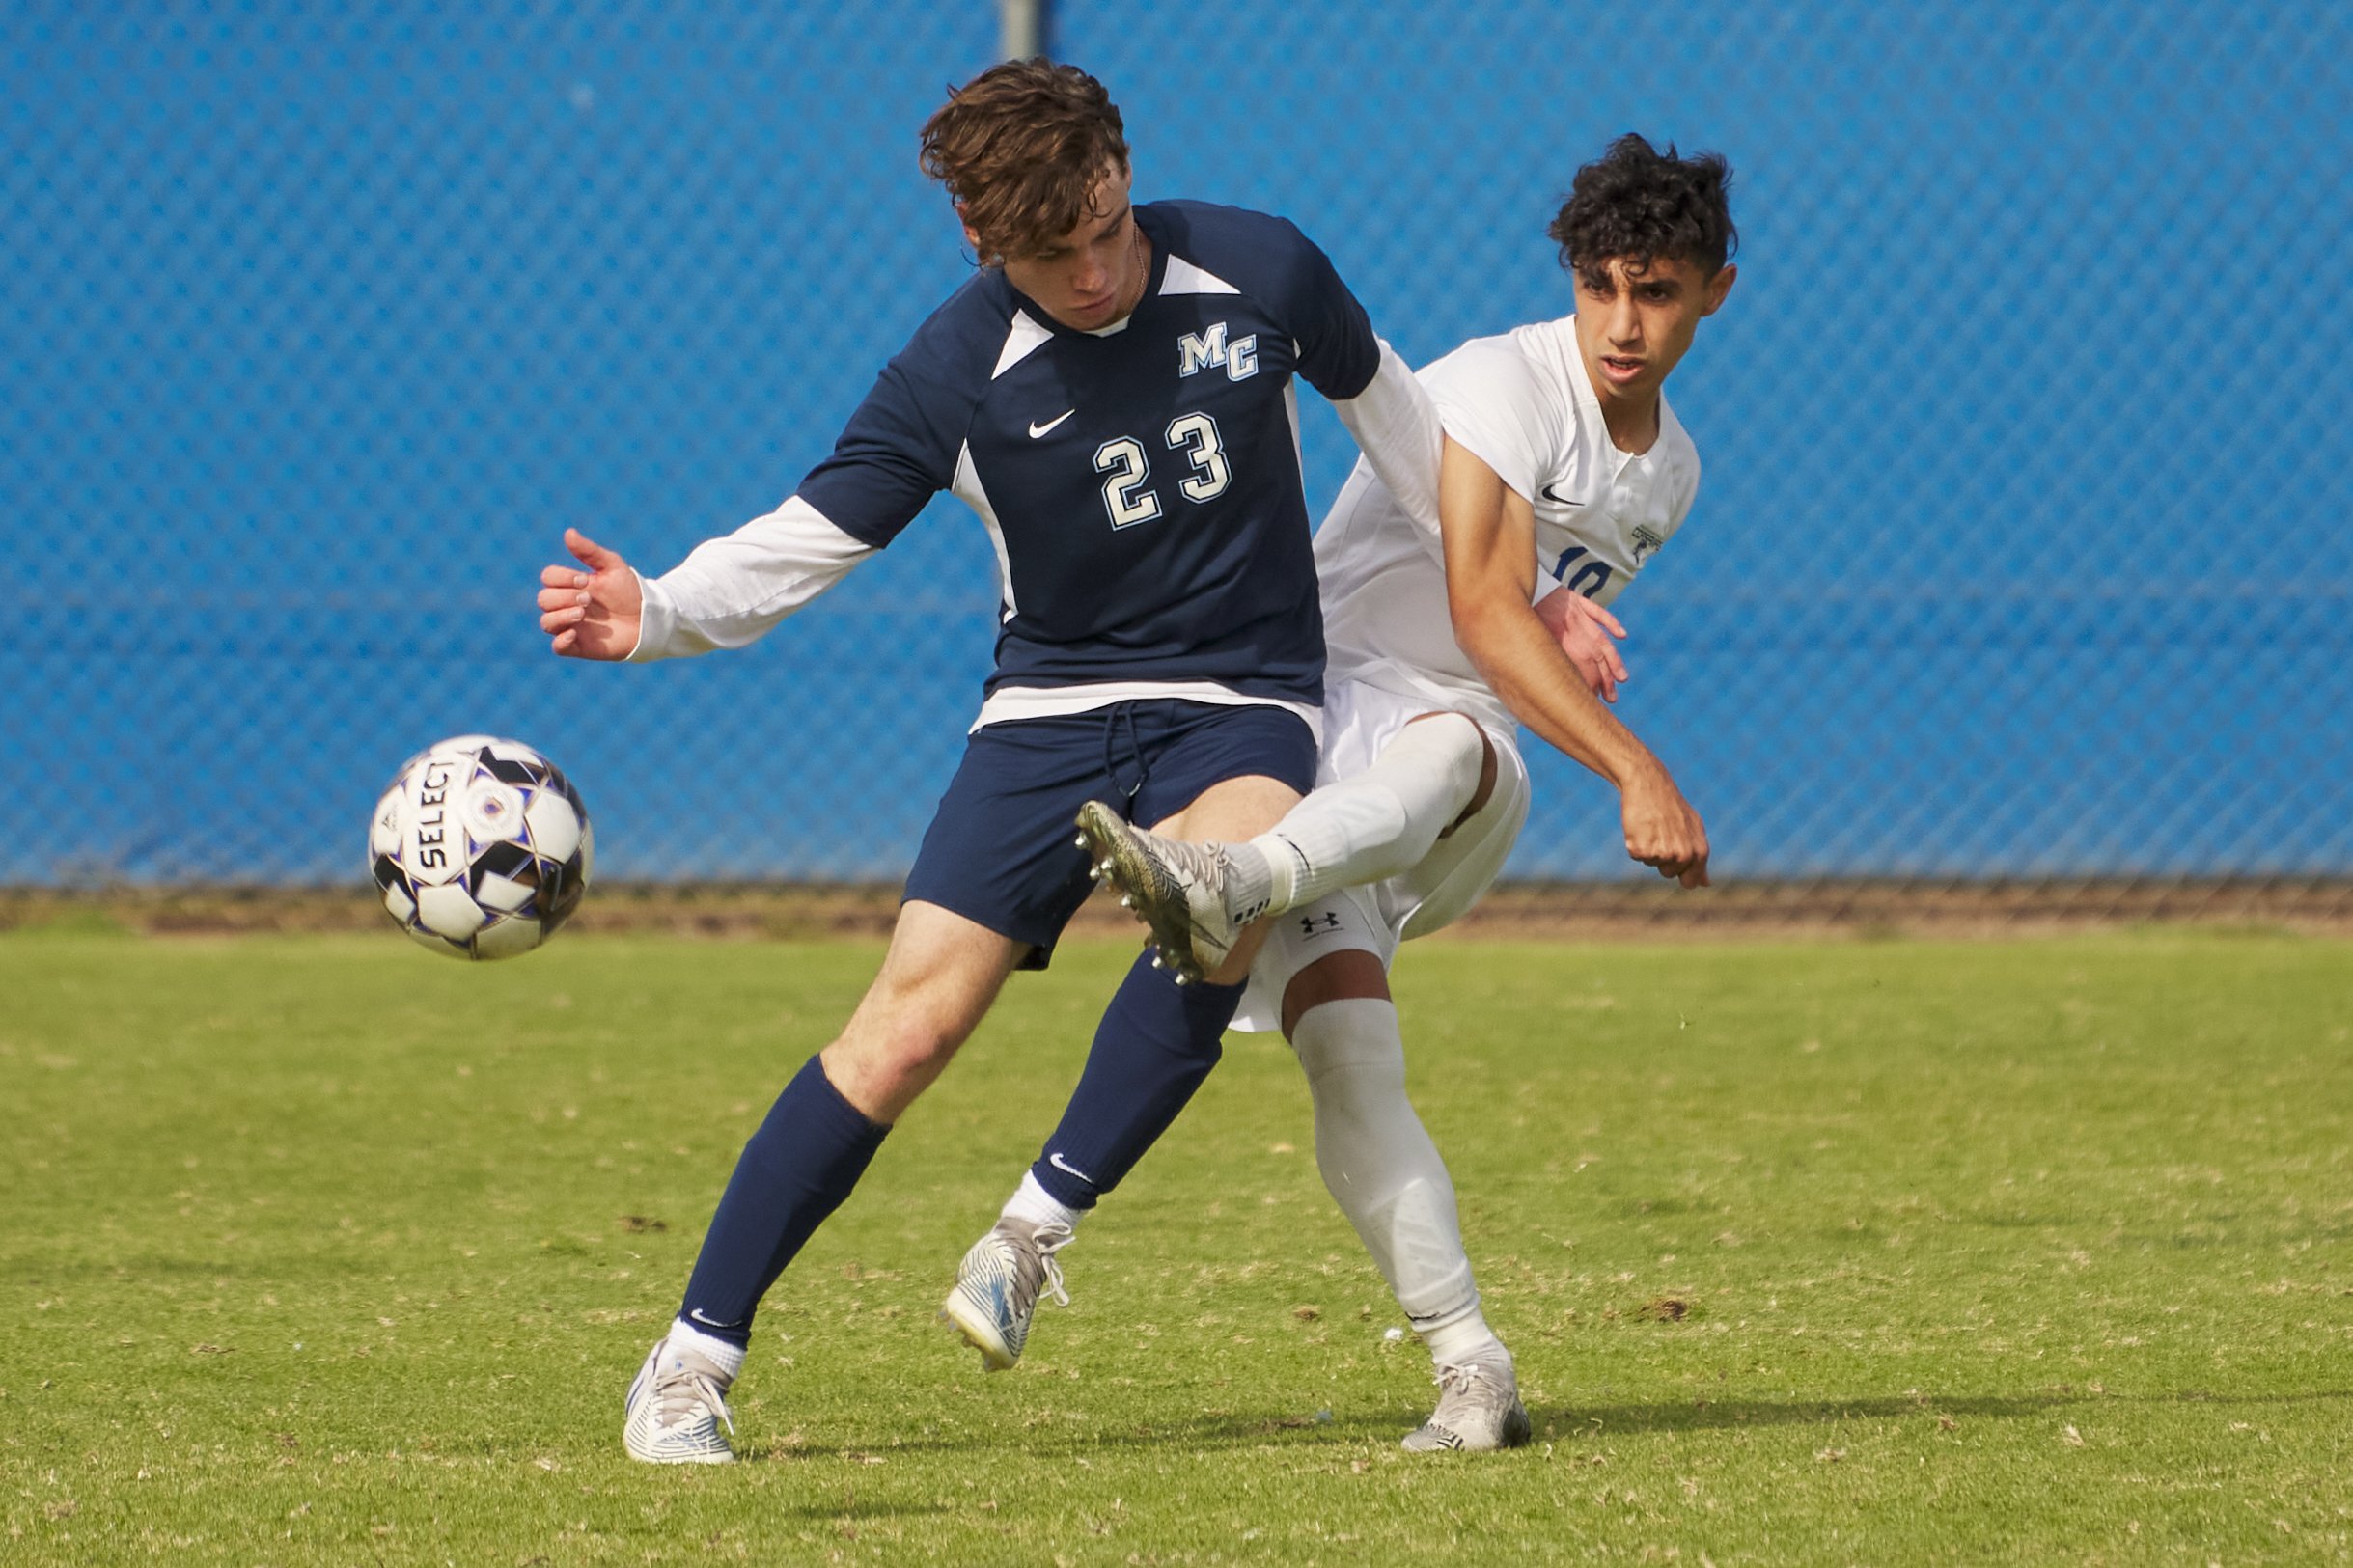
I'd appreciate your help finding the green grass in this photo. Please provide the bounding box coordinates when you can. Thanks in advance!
[3,929,2350,1564]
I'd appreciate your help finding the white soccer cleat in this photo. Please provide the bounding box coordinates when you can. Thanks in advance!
[939,1215,1072,1371]
[623,1334,738,1464]
[1073,800,1260,985]
[1400,1355,1534,1453]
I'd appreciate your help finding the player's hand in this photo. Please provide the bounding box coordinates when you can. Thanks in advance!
[538,528,643,660]
[1536,590,1629,702]
[1620,764,1710,888]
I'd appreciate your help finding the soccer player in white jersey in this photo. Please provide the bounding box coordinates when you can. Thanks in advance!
[531,60,1571,1466]
[979,134,1736,1451]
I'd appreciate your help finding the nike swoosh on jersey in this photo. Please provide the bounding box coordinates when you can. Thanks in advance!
[1540,483,1585,507]
[1028,410,1076,438]
[1046,1150,1097,1185]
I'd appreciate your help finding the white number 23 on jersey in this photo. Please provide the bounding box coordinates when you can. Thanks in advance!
[1093,412,1231,530]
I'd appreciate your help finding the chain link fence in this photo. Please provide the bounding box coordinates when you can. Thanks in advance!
[4,2,2348,894]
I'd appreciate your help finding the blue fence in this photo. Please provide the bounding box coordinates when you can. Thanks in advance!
[5,2,2348,885]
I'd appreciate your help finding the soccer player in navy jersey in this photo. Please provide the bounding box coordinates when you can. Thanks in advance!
[534,60,1467,1464]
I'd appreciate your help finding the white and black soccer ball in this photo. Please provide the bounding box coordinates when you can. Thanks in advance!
[368,735,594,960]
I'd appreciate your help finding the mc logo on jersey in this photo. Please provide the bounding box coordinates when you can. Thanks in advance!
[1177,322,1259,381]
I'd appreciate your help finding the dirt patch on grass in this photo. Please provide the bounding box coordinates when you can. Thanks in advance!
[4,878,2349,941]
[1442,879,2353,941]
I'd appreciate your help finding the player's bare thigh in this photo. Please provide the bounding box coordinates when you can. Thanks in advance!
[1280,949,1391,1037]
[1276,707,1496,1037]
[1147,771,1302,985]
[821,899,1029,1123]
[822,765,1307,1115]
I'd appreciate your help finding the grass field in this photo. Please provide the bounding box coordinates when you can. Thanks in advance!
[4,926,2350,1564]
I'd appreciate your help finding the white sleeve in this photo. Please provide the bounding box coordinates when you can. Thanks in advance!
[627,495,877,661]
[1428,342,1561,509]
[1427,343,1569,600]
[1330,340,1442,538]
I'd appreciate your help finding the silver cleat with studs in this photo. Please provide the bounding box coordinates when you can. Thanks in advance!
[1072,800,1252,984]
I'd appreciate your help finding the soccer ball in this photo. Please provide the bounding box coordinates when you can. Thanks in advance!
[368,735,594,960]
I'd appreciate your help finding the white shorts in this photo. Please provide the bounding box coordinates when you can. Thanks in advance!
[1230,676,1531,1033]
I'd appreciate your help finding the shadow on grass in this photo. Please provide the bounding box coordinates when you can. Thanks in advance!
[1544,1386,2353,1436]
[739,1386,2353,1472]
[742,1410,1404,1469]
[757,1494,963,1523]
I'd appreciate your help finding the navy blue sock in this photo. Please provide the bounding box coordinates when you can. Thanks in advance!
[1031,949,1244,1209]
[678,1055,888,1347]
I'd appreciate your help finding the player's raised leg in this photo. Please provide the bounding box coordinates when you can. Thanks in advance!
[626,901,1023,1463]
[1080,710,1493,982]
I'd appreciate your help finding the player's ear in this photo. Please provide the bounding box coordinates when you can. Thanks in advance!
[954,201,991,264]
[1701,262,1736,316]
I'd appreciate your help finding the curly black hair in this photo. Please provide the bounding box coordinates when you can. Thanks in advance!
[1549,134,1737,286]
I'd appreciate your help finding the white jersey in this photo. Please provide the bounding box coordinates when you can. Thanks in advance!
[1313,315,1701,735]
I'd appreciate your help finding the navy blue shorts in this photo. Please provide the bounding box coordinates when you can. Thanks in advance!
[904,701,1317,970]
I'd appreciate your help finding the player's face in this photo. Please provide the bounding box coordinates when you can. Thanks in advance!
[983,164,1148,332]
[1571,255,1735,409]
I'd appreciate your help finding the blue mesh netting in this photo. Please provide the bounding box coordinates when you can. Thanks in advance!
[4,1,2348,885]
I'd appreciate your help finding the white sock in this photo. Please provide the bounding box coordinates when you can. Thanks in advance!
[1002,1169,1084,1234]
[1250,714,1485,914]
[1291,997,1481,1327]
[666,1318,747,1380]
[1214,841,1277,925]
[1418,1307,1509,1370]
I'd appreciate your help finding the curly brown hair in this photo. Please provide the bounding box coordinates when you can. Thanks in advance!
[919,59,1130,263]
[1549,133,1737,286]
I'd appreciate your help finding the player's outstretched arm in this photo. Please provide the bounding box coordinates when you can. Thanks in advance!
[538,528,644,660]
[1439,436,1709,887]
[540,499,882,664]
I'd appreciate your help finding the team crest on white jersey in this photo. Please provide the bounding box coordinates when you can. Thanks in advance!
[1178,321,1259,381]
[1631,525,1665,566]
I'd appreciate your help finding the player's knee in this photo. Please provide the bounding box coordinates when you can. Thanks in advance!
[828,987,978,1107]
[1403,711,1494,833]
[880,1028,965,1086]
[1288,991,1406,1085]
[1302,1047,1407,1108]
[1402,711,1486,778]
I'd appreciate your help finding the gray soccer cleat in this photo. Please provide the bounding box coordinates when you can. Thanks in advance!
[1400,1356,1534,1453]
[622,1334,738,1464]
[939,1215,1073,1371]
[1073,800,1261,985]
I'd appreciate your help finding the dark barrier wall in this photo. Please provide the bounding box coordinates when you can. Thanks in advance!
[5,3,2348,884]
